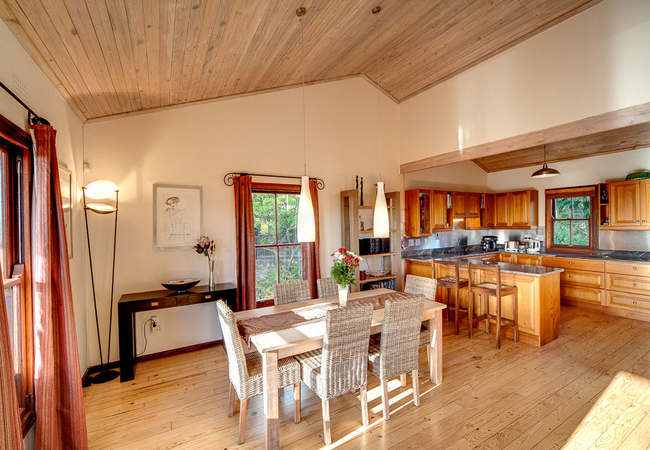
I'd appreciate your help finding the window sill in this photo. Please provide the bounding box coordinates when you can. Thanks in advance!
[21,410,35,438]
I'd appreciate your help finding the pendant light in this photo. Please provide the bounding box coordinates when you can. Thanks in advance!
[531,144,560,178]
[296,6,316,243]
[372,6,390,238]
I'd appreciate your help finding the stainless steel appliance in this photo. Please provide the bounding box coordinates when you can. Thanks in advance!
[526,240,541,253]
[481,236,498,252]
[505,240,519,252]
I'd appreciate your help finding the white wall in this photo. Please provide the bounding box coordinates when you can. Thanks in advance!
[0,21,87,377]
[399,0,650,165]
[404,160,488,192]
[83,77,399,365]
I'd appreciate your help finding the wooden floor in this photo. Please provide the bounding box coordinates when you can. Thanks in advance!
[84,305,650,449]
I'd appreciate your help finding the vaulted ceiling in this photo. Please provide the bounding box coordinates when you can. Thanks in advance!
[1,0,601,121]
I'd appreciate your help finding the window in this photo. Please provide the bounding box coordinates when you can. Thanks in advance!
[546,186,598,252]
[0,115,34,435]
[252,185,303,302]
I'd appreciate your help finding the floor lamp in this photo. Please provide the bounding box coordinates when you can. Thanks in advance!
[83,180,120,385]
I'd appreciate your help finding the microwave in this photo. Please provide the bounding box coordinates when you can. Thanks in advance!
[359,238,390,255]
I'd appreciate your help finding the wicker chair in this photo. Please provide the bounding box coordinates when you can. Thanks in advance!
[368,295,426,420]
[294,303,374,445]
[216,301,302,444]
[404,274,438,368]
[273,279,311,305]
[317,277,338,298]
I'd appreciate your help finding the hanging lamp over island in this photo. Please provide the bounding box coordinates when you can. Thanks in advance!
[372,6,390,239]
[295,6,316,243]
[531,144,561,178]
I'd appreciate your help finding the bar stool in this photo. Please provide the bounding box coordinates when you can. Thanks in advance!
[467,262,519,349]
[434,260,469,335]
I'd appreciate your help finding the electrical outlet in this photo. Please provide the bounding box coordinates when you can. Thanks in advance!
[151,316,162,333]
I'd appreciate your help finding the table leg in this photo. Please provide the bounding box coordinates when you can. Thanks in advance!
[429,310,443,384]
[262,351,279,450]
[118,304,135,382]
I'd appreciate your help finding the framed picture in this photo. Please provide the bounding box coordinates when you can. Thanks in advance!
[153,183,203,250]
[59,164,73,259]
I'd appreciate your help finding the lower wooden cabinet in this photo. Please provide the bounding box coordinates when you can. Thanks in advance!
[560,269,604,289]
[606,273,650,294]
[605,290,650,314]
[560,285,603,304]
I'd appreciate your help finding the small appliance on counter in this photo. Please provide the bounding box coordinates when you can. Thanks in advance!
[359,237,390,255]
[505,241,519,252]
[522,235,542,253]
[481,236,499,252]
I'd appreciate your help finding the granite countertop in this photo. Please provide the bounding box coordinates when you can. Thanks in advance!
[433,257,562,277]
[403,249,650,264]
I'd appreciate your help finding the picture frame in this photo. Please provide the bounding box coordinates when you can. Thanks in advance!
[153,183,203,250]
[59,164,73,259]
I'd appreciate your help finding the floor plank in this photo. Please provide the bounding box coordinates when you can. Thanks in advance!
[84,306,650,449]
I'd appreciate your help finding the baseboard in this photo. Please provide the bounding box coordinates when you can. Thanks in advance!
[81,340,222,385]
[561,298,650,322]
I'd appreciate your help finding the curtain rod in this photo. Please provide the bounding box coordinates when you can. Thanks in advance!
[0,81,50,125]
[224,172,325,190]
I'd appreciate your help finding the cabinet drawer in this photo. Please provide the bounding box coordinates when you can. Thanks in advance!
[561,269,604,289]
[606,290,650,313]
[560,285,603,304]
[516,255,541,266]
[606,261,650,277]
[606,273,650,294]
[542,256,604,273]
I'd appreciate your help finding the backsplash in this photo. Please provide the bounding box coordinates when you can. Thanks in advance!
[401,224,545,252]
[600,230,650,251]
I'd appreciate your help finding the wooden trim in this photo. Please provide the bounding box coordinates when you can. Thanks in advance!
[400,101,650,173]
[256,299,274,308]
[0,113,31,150]
[252,182,301,193]
[545,186,598,253]
[545,185,597,199]
[358,74,399,104]
[135,340,221,363]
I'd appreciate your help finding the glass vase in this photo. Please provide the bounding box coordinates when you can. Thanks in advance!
[208,259,216,290]
[338,285,348,307]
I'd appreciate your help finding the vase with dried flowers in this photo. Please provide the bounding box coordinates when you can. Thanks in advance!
[330,248,362,306]
[196,236,216,289]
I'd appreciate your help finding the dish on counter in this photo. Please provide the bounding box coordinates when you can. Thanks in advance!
[161,278,200,292]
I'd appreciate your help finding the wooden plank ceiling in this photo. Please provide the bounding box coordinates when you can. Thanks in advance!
[473,123,650,173]
[0,0,601,120]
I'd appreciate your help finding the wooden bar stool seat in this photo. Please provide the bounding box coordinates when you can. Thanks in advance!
[467,262,519,349]
[434,260,469,335]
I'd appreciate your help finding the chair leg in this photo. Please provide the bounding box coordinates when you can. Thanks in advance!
[455,288,460,335]
[322,398,331,445]
[228,382,236,418]
[412,370,420,407]
[468,292,474,339]
[381,379,390,421]
[400,373,407,387]
[360,385,369,426]
[294,382,301,423]
[485,296,491,334]
[238,399,248,444]
[445,288,451,321]
[513,290,519,343]
[496,296,502,350]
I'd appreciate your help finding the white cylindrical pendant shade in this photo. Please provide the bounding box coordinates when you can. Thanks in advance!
[373,181,390,238]
[297,176,316,242]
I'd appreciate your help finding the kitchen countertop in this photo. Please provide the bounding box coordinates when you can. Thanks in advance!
[403,249,650,264]
[433,257,562,277]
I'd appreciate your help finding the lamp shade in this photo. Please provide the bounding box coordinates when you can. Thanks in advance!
[84,180,118,199]
[86,203,117,214]
[373,181,390,238]
[297,176,315,242]
[531,164,561,179]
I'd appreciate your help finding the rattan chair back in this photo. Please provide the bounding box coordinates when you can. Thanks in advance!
[216,300,248,392]
[316,278,339,298]
[404,274,437,301]
[273,279,311,305]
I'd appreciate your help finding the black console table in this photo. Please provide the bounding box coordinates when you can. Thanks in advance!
[118,283,237,382]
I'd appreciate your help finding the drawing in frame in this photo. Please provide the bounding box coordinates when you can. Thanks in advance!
[153,183,203,250]
[59,164,73,259]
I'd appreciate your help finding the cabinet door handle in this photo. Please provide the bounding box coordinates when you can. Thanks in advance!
[633,301,638,305]
[569,291,573,294]
[637,220,640,223]
[633,267,637,270]
[633,283,637,287]
[569,262,573,265]
[568,275,572,278]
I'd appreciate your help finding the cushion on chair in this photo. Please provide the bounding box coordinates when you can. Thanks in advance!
[474,282,513,291]
[437,276,468,284]
[236,352,301,400]
[294,350,325,398]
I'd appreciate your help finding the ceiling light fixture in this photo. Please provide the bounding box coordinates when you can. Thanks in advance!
[531,144,560,178]
[296,6,316,243]
[372,6,389,238]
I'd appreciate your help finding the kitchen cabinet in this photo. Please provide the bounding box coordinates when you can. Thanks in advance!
[642,179,650,226]
[499,253,517,264]
[405,189,432,237]
[483,194,496,228]
[451,192,480,219]
[451,192,466,218]
[509,190,536,228]
[495,193,509,228]
[610,180,641,227]
[431,190,450,230]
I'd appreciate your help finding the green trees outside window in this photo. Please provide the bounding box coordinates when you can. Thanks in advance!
[552,196,591,247]
[253,192,302,301]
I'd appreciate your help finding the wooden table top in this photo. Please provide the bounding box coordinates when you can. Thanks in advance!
[236,289,446,359]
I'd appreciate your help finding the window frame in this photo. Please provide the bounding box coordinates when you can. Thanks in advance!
[0,113,35,436]
[545,186,598,253]
[251,183,303,306]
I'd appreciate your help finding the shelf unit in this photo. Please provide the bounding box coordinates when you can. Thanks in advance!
[341,189,401,292]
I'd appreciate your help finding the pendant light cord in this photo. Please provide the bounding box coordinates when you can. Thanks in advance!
[300,9,307,176]
[375,7,382,182]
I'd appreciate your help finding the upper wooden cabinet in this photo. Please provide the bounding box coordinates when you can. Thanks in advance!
[643,179,650,226]
[509,190,538,228]
[451,192,465,218]
[431,190,450,230]
[405,189,432,237]
[483,194,496,228]
[451,192,480,218]
[610,180,641,226]
[494,193,509,228]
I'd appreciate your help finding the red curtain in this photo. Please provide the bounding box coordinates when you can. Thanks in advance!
[302,179,321,298]
[234,175,256,311]
[30,125,88,449]
[0,264,23,448]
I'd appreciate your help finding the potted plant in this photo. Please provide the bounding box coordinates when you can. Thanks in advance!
[196,236,216,289]
[330,248,362,306]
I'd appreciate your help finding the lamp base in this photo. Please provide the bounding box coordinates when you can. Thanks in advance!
[83,369,120,387]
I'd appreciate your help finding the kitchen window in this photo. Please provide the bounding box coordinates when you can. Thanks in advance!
[0,118,34,435]
[252,184,303,303]
[545,186,598,252]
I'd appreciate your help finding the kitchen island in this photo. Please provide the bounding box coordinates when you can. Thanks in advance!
[406,256,563,347]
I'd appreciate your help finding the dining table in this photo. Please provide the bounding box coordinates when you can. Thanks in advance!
[233,288,447,449]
